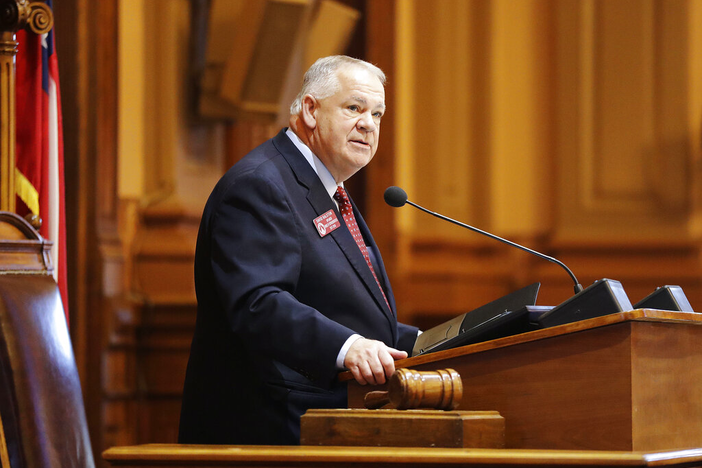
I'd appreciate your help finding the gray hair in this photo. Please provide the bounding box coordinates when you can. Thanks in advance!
[289,55,386,115]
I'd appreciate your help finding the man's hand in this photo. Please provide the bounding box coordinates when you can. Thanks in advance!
[344,338,408,385]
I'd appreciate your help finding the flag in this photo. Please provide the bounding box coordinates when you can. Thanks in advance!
[15,0,69,324]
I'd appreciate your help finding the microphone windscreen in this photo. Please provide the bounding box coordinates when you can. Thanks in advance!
[384,186,408,207]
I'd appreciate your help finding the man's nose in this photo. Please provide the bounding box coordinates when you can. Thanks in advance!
[357,112,378,132]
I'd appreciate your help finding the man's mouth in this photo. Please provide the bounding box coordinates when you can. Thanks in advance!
[350,140,370,147]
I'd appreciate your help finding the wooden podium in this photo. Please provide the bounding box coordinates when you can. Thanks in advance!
[103,310,702,466]
[344,310,702,451]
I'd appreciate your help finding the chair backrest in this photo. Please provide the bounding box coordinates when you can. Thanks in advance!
[0,212,94,468]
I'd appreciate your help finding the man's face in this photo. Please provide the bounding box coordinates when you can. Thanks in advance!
[308,65,386,183]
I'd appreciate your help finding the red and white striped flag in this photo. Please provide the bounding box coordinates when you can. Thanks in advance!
[15,1,69,323]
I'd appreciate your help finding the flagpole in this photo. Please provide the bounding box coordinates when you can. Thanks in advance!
[0,0,53,213]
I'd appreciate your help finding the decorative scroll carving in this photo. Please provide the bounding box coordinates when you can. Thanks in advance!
[26,1,52,34]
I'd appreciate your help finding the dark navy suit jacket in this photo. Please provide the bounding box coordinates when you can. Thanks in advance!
[178,129,418,445]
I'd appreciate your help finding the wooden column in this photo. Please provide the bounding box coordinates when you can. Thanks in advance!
[0,0,53,212]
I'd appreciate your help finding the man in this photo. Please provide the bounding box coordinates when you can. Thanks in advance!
[178,55,418,445]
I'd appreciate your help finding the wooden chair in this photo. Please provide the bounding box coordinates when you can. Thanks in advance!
[0,212,94,467]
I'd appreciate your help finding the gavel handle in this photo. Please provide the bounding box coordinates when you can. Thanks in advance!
[364,390,390,409]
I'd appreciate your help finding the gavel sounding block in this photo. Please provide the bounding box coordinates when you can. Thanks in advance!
[300,409,505,448]
[301,368,503,447]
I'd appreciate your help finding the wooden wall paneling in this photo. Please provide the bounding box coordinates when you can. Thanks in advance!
[95,1,120,234]
[396,0,496,237]
[142,0,229,213]
[224,120,276,170]
[133,210,200,303]
[94,0,128,465]
[466,1,493,233]
[119,208,200,447]
[690,0,702,234]
[125,0,233,448]
[396,236,578,330]
[393,0,472,324]
[399,0,477,239]
[131,0,218,446]
[134,303,197,444]
[54,0,99,463]
[53,0,83,367]
[394,0,702,327]
[551,0,702,305]
[490,0,556,236]
[388,0,702,327]
[54,0,127,463]
[55,0,127,463]
[365,0,398,275]
[651,0,690,213]
[103,297,140,449]
[393,0,414,259]
[555,0,692,242]
[391,1,570,326]
[143,0,177,200]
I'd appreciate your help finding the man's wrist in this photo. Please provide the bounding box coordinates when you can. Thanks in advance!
[336,334,363,369]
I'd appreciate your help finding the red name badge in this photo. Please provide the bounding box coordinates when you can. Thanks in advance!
[313,210,341,237]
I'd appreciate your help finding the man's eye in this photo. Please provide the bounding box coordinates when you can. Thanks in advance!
[373,112,383,119]
[348,105,359,112]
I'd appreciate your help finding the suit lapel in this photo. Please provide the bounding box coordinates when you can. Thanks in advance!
[272,130,396,331]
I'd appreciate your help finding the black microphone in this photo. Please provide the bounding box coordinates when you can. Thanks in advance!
[384,186,409,207]
[384,186,583,294]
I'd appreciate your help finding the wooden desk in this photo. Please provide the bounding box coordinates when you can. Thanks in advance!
[103,444,702,468]
[345,310,702,451]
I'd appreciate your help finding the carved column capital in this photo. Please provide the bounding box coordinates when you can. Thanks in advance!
[0,0,52,34]
[0,0,29,33]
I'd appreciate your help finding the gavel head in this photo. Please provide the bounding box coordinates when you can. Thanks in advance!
[388,368,463,410]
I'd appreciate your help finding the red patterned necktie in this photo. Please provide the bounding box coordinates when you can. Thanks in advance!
[333,186,391,312]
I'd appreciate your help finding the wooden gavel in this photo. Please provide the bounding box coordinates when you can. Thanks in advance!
[363,368,463,410]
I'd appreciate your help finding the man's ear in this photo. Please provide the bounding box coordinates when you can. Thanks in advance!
[300,95,318,130]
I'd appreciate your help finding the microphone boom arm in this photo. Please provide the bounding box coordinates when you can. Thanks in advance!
[407,200,584,294]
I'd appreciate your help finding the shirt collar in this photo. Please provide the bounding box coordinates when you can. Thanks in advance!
[285,128,342,201]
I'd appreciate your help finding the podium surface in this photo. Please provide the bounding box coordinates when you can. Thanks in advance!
[345,310,702,451]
